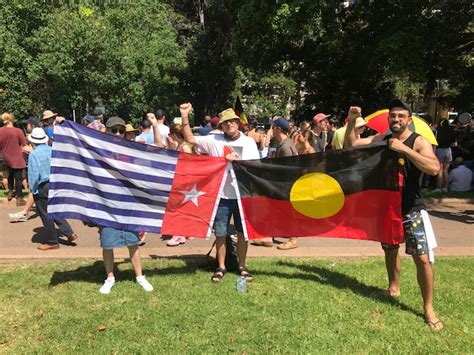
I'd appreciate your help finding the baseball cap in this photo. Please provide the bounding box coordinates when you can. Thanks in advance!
[22,116,41,127]
[388,99,412,117]
[273,117,290,131]
[210,116,220,129]
[313,113,331,123]
[106,116,126,128]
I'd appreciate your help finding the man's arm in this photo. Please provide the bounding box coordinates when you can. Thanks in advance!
[147,113,166,148]
[179,103,198,146]
[388,136,440,176]
[344,106,377,148]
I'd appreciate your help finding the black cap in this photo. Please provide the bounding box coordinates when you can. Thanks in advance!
[21,116,41,127]
[388,99,412,117]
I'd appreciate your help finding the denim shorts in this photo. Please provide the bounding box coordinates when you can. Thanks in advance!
[214,199,243,237]
[99,227,140,249]
[381,210,430,256]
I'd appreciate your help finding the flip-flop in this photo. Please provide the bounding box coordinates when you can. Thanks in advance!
[238,267,254,282]
[211,268,226,283]
[425,318,444,331]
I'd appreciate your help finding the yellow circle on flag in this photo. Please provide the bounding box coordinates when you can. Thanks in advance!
[290,173,345,219]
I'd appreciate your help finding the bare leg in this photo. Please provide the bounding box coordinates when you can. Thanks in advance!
[383,247,401,297]
[236,232,248,268]
[103,249,114,278]
[442,163,450,190]
[128,245,143,277]
[22,192,34,214]
[412,254,442,329]
[216,237,226,270]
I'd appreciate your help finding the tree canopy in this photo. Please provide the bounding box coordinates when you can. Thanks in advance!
[0,0,472,123]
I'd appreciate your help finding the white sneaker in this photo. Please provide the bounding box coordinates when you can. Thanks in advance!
[99,277,115,294]
[9,211,28,223]
[136,275,153,292]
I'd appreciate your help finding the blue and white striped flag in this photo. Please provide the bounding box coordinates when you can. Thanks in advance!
[48,120,227,237]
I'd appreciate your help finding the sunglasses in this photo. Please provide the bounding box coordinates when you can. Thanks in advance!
[111,128,125,134]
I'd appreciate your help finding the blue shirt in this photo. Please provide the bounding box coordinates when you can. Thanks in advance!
[28,144,52,194]
[135,131,154,145]
[199,125,212,136]
[44,125,54,139]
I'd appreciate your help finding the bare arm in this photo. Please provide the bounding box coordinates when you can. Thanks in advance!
[179,103,197,146]
[388,136,440,176]
[147,113,166,148]
[343,106,377,148]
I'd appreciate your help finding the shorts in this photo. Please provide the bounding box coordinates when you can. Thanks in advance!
[213,199,243,237]
[381,210,430,256]
[435,147,452,163]
[99,227,140,249]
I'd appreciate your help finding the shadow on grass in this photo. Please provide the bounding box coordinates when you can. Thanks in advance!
[428,209,474,224]
[258,260,424,319]
[48,256,209,287]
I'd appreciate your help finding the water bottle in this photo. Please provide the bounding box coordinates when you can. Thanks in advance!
[236,275,247,293]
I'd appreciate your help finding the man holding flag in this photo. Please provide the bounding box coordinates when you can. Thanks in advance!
[180,102,259,283]
[344,99,443,330]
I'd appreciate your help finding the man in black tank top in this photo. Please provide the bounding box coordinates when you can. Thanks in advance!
[344,99,443,330]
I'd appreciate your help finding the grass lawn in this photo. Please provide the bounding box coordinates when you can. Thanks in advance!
[0,257,473,353]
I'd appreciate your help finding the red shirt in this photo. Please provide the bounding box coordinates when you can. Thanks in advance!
[0,126,26,169]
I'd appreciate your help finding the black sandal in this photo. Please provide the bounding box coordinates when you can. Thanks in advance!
[238,267,254,282]
[211,267,226,283]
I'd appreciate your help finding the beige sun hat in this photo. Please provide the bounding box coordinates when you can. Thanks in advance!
[125,124,139,133]
[218,108,240,125]
[42,110,57,120]
[355,117,367,128]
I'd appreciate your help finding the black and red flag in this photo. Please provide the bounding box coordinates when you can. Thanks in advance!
[234,97,248,124]
[232,144,404,245]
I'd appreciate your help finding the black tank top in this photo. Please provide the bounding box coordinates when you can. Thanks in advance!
[384,133,425,215]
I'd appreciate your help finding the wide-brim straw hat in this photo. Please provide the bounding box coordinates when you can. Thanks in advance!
[42,110,57,120]
[125,124,139,133]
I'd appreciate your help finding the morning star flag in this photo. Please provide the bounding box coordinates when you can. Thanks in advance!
[48,120,227,238]
[233,144,404,244]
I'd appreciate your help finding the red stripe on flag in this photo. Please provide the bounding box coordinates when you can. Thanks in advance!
[241,189,403,244]
[161,153,226,238]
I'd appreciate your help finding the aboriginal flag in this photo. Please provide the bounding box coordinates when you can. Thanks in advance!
[234,97,248,125]
[233,143,404,244]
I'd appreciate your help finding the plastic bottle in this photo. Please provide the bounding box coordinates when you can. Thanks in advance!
[236,275,247,292]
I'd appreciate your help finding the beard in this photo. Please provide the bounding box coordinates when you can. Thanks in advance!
[389,122,405,133]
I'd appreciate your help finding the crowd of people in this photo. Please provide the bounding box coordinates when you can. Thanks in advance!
[1,98,473,330]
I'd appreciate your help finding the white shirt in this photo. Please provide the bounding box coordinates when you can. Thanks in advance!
[156,123,169,146]
[196,132,260,199]
[449,165,472,192]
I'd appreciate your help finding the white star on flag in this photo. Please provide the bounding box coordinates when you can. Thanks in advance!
[180,184,206,207]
